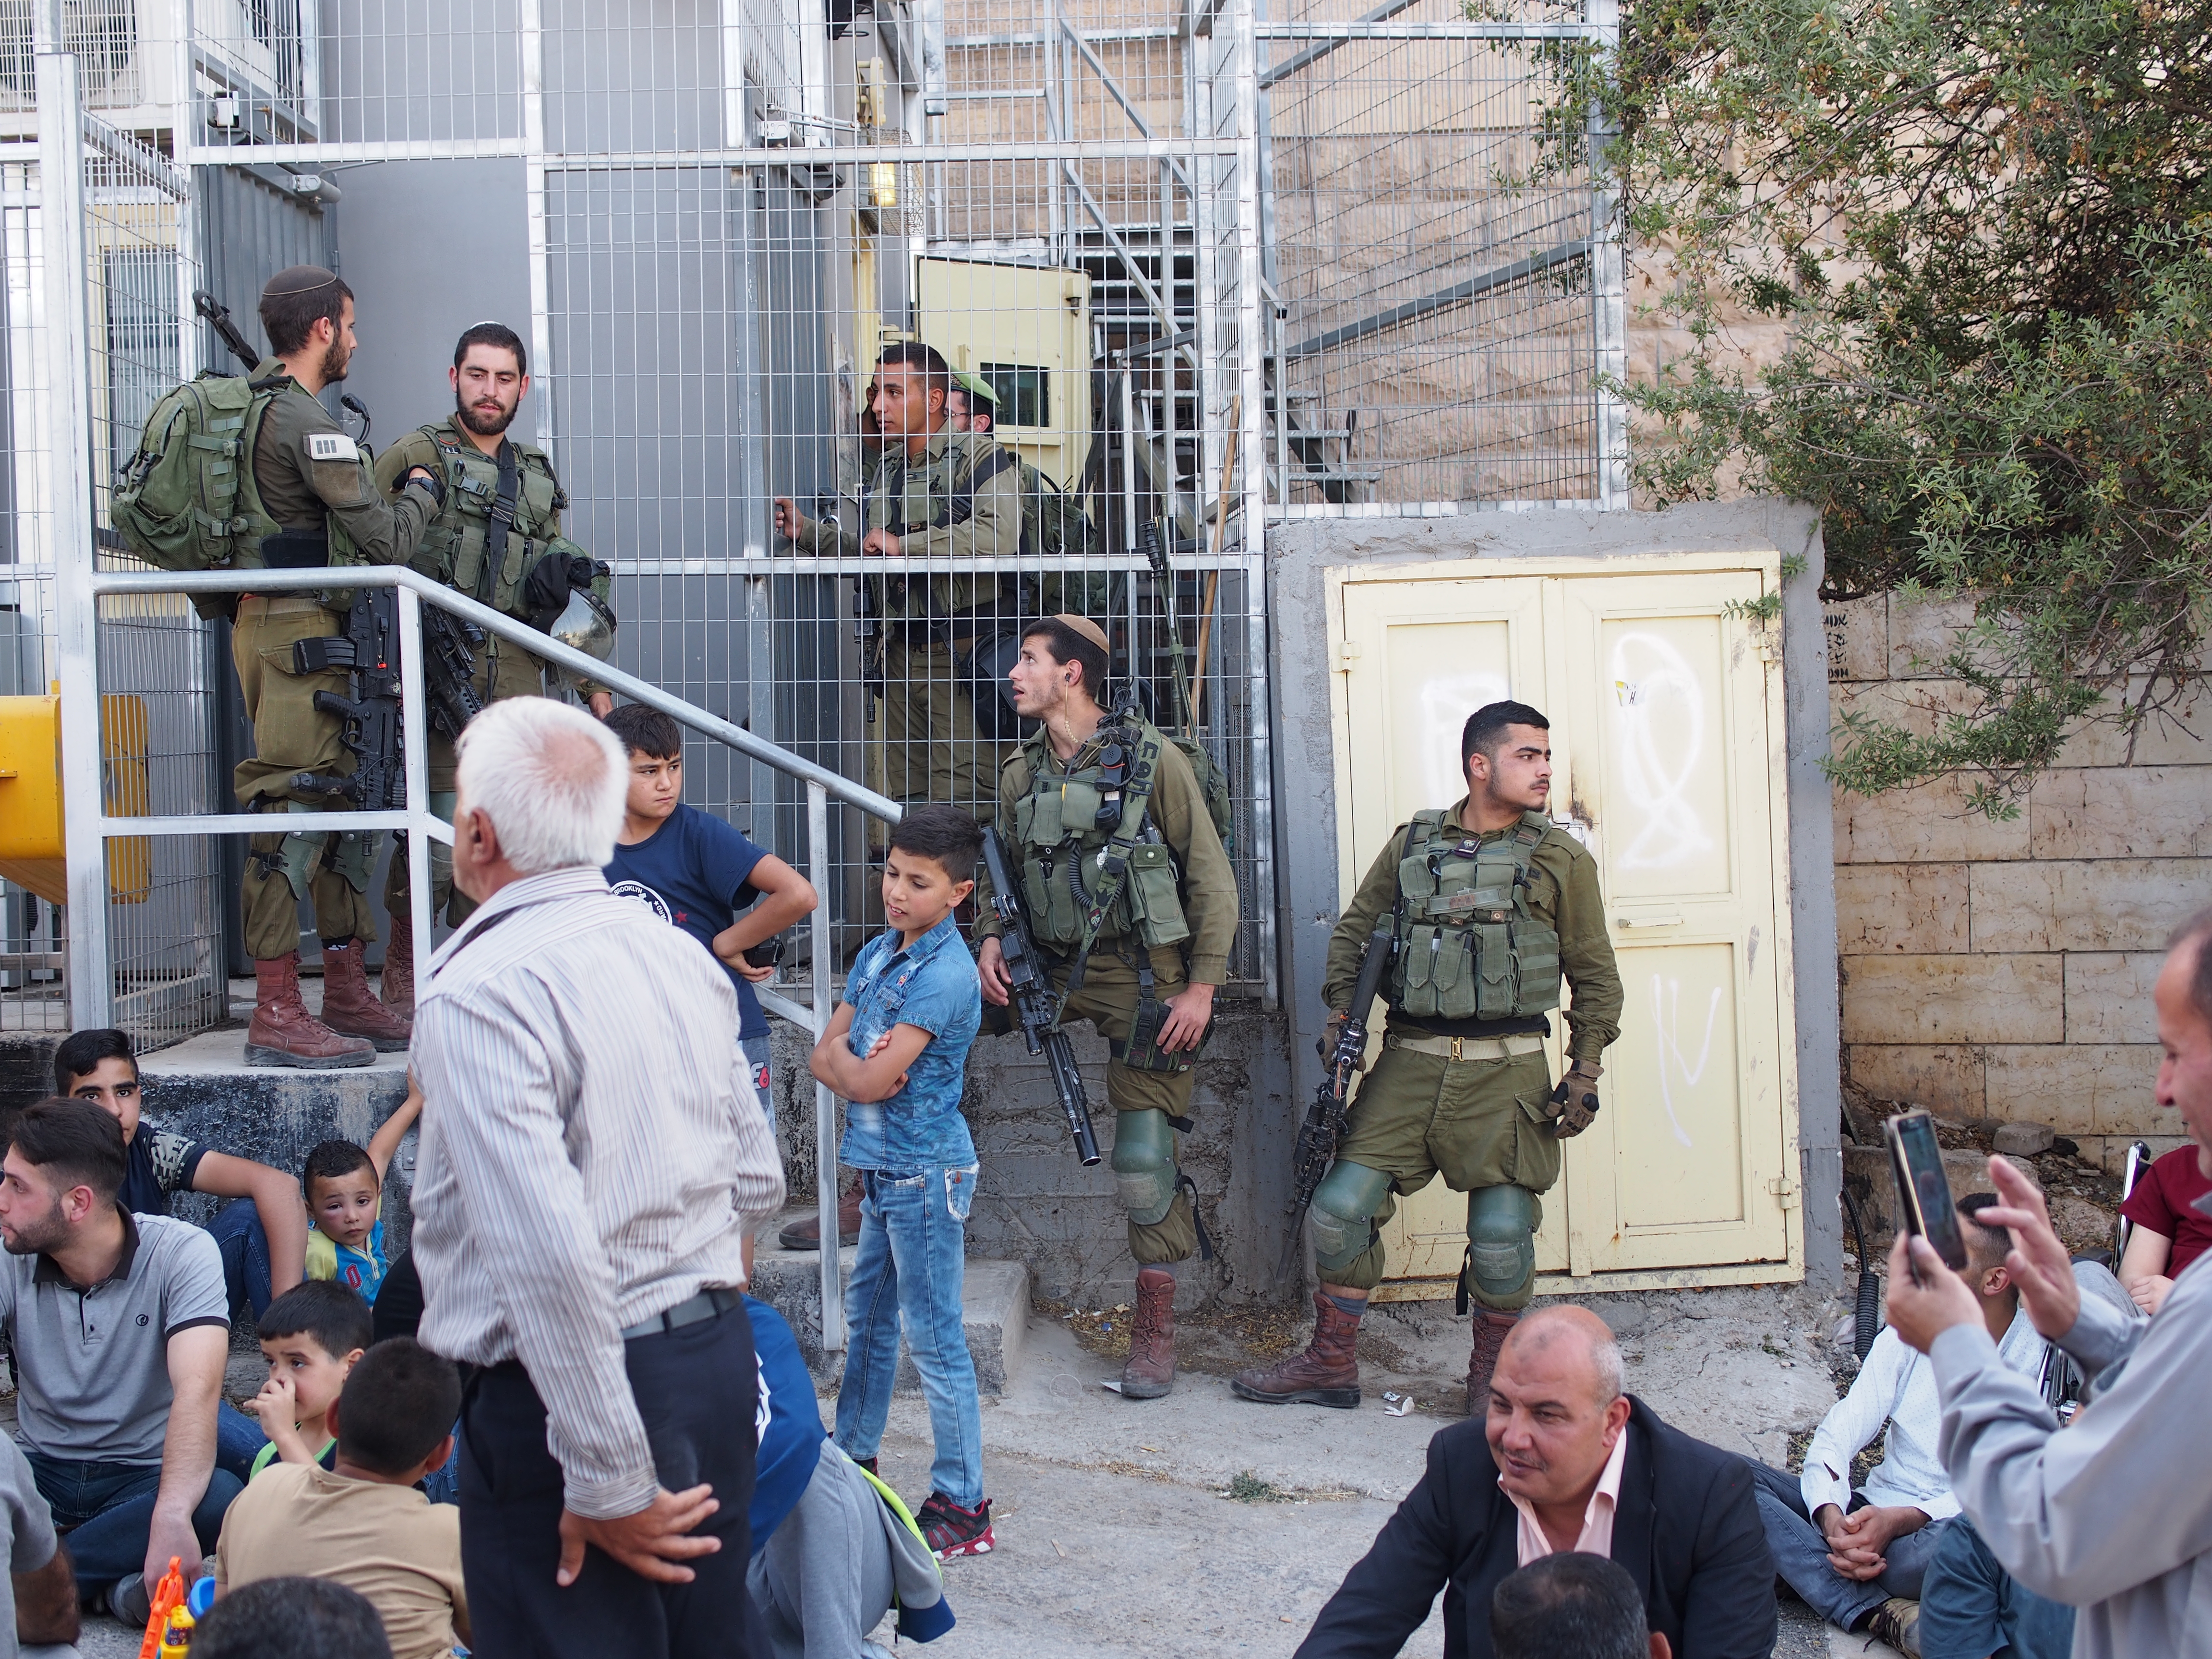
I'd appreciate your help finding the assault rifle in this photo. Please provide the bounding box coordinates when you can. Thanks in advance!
[290,587,405,810]
[194,290,260,371]
[983,827,1101,1166]
[1286,931,1394,1231]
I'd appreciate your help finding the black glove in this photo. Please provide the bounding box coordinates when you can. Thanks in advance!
[402,468,445,509]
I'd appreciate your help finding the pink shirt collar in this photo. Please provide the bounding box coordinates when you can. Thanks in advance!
[1506,1424,1630,1568]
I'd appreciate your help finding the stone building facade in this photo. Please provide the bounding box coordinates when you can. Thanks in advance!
[1826,596,2212,1171]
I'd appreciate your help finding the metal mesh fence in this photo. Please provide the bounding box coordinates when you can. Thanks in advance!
[1260,0,1623,510]
[17,0,1617,1033]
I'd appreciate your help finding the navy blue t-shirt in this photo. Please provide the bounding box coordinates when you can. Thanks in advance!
[603,802,772,1038]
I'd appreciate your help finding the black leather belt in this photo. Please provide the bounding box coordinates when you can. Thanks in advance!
[618,1285,743,1341]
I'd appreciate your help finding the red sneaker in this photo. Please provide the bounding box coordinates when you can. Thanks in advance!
[916,1492,994,1559]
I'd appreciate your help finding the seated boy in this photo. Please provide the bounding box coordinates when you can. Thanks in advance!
[302,1082,422,1305]
[601,704,818,1123]
[245,1282,373,1479]
[808,805,992,1559]
[744,1294,955,1658]
[2116,1142,2212,1316]
[53,1028,307,1321]
[215,1338,468,1659]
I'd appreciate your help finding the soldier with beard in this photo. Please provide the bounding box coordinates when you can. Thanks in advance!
[234,266,444,1068]
[370,323,615,1010]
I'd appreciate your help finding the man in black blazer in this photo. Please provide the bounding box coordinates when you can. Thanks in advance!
[1296,1307,1776,1659]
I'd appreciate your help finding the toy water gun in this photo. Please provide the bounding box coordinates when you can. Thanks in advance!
[139,1557,186,1659]
[152,1574,216,1658]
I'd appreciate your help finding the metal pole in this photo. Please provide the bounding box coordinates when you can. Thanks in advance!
[807,781,844,1352]
[37,6,109,1028]
[1586,0,1628,510]
[395,588,439,961]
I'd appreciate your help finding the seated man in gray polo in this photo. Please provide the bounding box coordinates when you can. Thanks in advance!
[0,1099,240,1623]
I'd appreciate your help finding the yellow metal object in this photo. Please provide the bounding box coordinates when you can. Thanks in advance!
[0,692,150,906]
[1328,551,1803,1296]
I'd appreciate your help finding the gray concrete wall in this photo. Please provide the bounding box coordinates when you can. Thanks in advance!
[768,1003,1297,1310]
[1265,498,1845,1291]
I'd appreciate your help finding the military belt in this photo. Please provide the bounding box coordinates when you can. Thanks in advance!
[236,594,326,617]
[1385,1031,1545,1062]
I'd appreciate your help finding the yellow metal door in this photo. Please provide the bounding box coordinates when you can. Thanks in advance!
[915,257,1092,488]
[1328,553,1800,1297]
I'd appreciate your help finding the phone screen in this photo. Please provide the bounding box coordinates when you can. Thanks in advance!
[1887,1111,1969,1273]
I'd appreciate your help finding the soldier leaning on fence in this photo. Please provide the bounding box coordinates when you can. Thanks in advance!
[974,616,1240,1402]
[1232,700,1623,1414]
[369,321,615,1014]
[232,266,444,1070]
[772,342,1023,826]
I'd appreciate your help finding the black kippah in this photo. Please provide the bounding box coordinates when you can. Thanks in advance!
[264,264,339,299]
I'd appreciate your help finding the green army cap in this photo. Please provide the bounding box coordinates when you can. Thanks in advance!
[953,370,998,406]
[262,264,341,300]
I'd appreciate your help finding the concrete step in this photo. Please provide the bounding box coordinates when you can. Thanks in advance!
[749,1206,1029,1397]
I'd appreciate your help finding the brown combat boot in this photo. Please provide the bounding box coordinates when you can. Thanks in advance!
[1118,1267,1178,1400]
[778,1174,865,1250]
[380,910,417,1015]
[1231,1291,1362,1409]
[318,939,412,1051]
[245,953,375,1070]
[1466,1311,1519,1415]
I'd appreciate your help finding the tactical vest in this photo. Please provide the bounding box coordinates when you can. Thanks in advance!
[1007,717,1190,954]
[408,426,566,618]
[856,437,1018,623]
[1385,810,1562,1023]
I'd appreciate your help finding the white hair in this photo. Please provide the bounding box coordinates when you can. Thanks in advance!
[454,696,627,874]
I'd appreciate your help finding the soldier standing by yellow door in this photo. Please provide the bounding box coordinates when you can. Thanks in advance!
[231,267,443,1067]
[369,322,615,1012]
[1232,701,1622,1410]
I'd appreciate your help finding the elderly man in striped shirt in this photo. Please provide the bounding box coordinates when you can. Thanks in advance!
[408,696,787,1659]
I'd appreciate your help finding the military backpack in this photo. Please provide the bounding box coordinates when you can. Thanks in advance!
[108,371,286,616]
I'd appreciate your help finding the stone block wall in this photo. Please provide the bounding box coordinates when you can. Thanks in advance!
[1829,597,2212,1171]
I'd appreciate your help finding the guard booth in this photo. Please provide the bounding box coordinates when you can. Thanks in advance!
[1326,550,1807,1297]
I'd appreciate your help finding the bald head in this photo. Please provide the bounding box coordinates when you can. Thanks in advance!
[1503,1306,1624,1409]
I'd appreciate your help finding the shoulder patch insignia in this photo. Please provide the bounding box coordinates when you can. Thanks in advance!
[307,432,360,463]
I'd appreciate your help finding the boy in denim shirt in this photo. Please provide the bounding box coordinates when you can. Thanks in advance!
[809,805,992,1558]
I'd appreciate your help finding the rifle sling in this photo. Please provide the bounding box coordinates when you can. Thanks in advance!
[479,440,522,607]
[1055,718,1167,1011]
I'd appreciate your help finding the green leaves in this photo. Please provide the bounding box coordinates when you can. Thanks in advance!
[1552,0,2212,805]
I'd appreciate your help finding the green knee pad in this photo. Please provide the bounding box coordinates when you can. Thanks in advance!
[1467,1184,1538,1302]
[327,828,376,895]
[1310,1160,1392,1274]
[1110,1109,1180,1226]
[259,801,326,901]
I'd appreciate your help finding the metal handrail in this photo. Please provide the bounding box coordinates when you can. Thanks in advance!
[81,563,897,1352]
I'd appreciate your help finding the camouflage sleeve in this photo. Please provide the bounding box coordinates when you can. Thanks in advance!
[1149,741,1238,987]
[1552,841,1623,1063]
[275,400,433,566]
[1322,830,1407,1009]
[913,454,1020,562]
[971,752,1030,944]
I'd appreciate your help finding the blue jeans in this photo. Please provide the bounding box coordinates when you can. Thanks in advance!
[1919,1512,2076,1659]
[205,1197,274,1321]
[1746,1460,1949,1629]
[215,1402,269,1484]
[834,1165,984,1508]
[740,1034,776,1130]
[21,1450,240,1599]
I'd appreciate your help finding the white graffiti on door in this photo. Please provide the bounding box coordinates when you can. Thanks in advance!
[1609,630,1712,870]
[1649,971,1722,1149]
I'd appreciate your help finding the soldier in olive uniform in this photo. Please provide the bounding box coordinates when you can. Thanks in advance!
[772,342,1023,825]
[975,616,1239,1401]
[233,266,444,1068]
[1233,701,1622,1412]
[369,322,614,1012]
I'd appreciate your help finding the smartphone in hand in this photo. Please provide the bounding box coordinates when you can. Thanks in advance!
[1886,1109,1969,1278]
